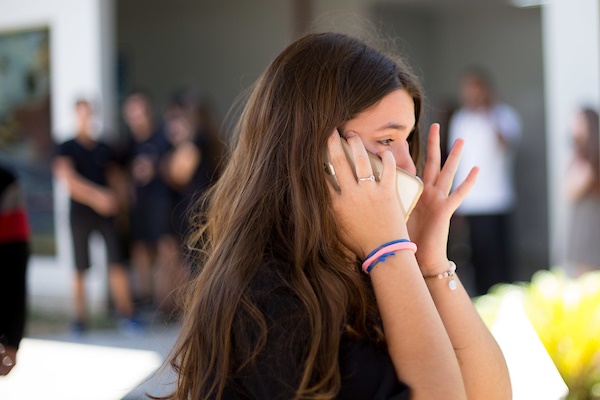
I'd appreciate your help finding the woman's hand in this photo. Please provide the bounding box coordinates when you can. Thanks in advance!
[326,130,408,259]
[91,189,119,217]
[407,123,478,275]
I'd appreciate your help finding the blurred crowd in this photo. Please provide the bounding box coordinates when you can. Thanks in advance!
[39,76,600,331]
[52,90,224,333]
[3,74,598,351]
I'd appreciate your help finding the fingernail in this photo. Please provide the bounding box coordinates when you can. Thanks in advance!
[346,131,356,138]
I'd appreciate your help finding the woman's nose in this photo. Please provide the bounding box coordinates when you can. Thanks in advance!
[392,141,417,175]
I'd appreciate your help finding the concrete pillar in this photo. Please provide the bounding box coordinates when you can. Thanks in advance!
[542,0,600,268]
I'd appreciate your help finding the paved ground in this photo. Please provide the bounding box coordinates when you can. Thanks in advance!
[17,294,571,400]
[24,311,180,400]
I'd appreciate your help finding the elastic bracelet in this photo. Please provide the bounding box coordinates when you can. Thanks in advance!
[423,261,458,290]
[363,239,410,261]
[362,240,417,274]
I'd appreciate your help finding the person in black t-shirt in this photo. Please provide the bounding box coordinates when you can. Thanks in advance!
[163,92,216,236]
[161,33,511,400]
[53,99,139,333]
[162,92,220,281]
[121,92,181,312]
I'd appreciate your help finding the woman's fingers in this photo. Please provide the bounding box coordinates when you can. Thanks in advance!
[422,123,441,184]
[422,124,468,198]
[379,150,397,187]
[326,129,397,197]
[326,129,356,190]
[448,166,479,210]
[326,129,407,258]
[416,123,479,214]
[437,139,465,196]
[346,131,374,181]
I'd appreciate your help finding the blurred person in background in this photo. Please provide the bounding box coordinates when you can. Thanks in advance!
[122,91,178,313]
[164,92,221,268]
[158,91,224,311]
[53,99,140,334]
[566,107,600,276]
[164,91,219,238]
[448,68,521,296]
[195,97,226,180]
[0,165,29,376]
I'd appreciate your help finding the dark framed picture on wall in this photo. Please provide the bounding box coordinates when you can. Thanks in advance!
[0,26,55,255]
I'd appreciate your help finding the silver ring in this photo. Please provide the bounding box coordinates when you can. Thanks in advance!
[357,175,375,182]
[2,355,13,367]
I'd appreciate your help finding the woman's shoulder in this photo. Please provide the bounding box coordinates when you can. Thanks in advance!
[227,258,309,398]
[250,258,290,287]
[248,258,305,320]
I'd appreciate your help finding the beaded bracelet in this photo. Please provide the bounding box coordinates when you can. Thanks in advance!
[423,261,458,290]
[362,239,417,274]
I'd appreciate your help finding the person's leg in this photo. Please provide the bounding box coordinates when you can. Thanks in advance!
[131,241,154,304]
[73,270,87,325]
[467,214,509,296]
[496,213,511,283]
[109,263,145,334]
[108,264,134,318]
[130,200,156,304]
[70,208,92,328]
[155,234,187,313]
[99,217,135,319]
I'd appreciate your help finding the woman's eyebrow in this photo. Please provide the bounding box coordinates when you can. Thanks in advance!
[376,122,412,131]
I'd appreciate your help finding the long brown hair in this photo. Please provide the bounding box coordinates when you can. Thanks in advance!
[164,32,424,399]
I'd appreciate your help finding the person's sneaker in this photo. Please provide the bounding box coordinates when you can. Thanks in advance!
[117,316,146,336]
[69,320,88,337]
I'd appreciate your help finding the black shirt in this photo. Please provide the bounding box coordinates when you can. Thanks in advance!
[121,126,172,198]
[55,138,116,212]
[223,261,410,399]
[56,138,115,187]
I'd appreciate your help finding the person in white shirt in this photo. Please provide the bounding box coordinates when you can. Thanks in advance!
[448,68,521,295]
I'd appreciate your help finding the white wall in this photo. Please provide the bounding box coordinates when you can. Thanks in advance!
[117,0,293,115]
[115,0,395,119]
[0,0,116,312]
[0,0,116,137]
[312,0,371,33]
[542,0,600,267]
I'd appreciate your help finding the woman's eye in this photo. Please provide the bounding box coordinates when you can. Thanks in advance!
[378,138,394,146]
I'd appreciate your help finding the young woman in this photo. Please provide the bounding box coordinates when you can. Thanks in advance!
[163,32,511,399]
